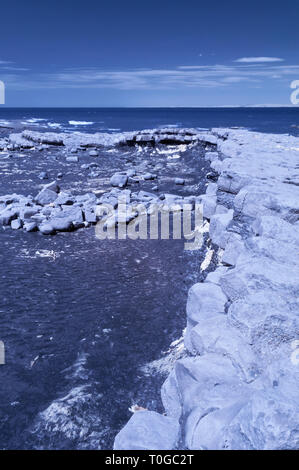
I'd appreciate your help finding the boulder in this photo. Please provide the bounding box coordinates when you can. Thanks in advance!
[50,217,73,232]
[114,411,180,450]
[84,208,97,223]
[0,206,19,225]
[198,194,217,219]
[11,218,22,230]
[175,178,185,185]
[19,206,40,220]
[222,233,245,266]
[38,171,48,180]
[186,282,227,325]
[35,188,58,205]
[220,256,299,302]
[126,169,136,177]
[143,173,156,181]
[190,315,260,382]
[55,192,75,206]
[89,150,99,157]
[161,370,182,420]
[39,222,55,235]
[110,173,128,188]
[222,389,299,450]
[23,221,38,232]
[209,209,234,248]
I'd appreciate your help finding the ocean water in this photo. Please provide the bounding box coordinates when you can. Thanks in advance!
[1,107,299,135]
[0,107,298,450]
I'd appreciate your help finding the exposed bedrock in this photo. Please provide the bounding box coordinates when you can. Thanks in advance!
[114,128,299,450]
[0,127,219,150]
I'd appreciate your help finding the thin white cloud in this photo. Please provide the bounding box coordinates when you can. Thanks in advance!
[2,62,299,91]
[0,66,29,71]
[235,57,284,63]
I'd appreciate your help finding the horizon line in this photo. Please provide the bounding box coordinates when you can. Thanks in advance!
[0,105,298,109]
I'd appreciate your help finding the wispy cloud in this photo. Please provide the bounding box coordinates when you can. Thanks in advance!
[0,66,29,71]
[235,57,284,63]
[1,62,299,92]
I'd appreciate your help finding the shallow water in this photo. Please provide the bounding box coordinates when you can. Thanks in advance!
[0,136,214,449]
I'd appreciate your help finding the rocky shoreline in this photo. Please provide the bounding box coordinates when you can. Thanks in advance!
[114,128,299,450]
[1,125,298,449]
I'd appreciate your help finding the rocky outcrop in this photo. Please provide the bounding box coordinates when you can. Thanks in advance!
[114,128,299,450]
[0,127,219,150]
[0,182,201,236]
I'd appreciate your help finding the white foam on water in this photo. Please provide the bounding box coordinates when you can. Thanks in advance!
[141,331,186,377]
[68,121,94,126]
[26,118,47,123]
[47,122,62,129]
[158,124,180,129]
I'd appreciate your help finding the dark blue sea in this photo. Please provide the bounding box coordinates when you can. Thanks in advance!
[1,107,299,135]
[0,107,298,450]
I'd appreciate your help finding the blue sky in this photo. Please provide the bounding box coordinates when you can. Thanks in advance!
[0,0,299,107]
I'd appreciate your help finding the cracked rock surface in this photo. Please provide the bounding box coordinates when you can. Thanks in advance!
[114,128,299,450]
